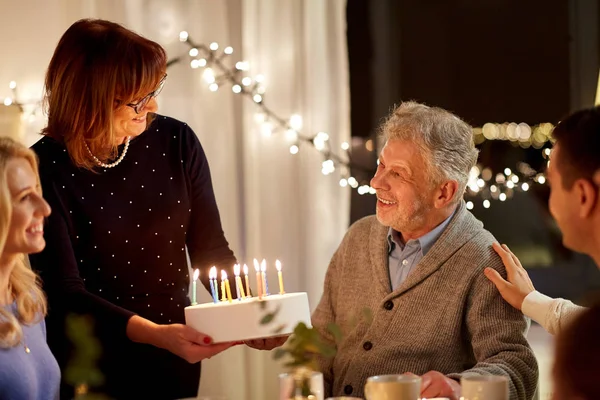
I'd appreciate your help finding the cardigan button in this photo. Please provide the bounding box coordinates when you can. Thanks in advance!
[344,384,353,395]
[383,300,394,310]
[363,341,373,351]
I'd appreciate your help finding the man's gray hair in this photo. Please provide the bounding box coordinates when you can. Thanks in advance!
[379,101,478,202]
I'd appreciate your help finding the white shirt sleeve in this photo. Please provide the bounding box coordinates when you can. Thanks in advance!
[521,290,587,335]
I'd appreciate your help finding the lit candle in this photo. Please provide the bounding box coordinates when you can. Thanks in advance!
[234,264,246,300]
[243,264,252,298]
[261,259,270,296]
[276,260,285,295]
[191,269,199,305]
[223,270,233,303]
[209,266,218,303]
[254,259,263,299]
[220,270,227,302]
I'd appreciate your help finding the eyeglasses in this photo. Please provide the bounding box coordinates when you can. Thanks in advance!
[127,74,167,114]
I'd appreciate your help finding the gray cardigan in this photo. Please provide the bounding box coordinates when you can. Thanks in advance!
[312,201,538,399]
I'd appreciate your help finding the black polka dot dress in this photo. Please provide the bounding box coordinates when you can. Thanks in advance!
[30,114,237,399]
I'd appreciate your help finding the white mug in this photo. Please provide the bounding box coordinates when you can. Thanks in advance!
[460,375,509,400]
[364,374,421,400]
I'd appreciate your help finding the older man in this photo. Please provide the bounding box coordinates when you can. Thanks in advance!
[312,102,538,400]
[485,106,600,335]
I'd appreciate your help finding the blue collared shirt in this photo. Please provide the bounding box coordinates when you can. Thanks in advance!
[387,213,454,291]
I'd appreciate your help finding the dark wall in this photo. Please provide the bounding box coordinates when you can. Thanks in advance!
[348,0,571,136]
[397,0,570,126]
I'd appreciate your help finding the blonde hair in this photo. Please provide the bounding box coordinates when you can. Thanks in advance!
[0,137,47,348]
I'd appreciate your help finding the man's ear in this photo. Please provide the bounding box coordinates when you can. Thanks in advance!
[434,180,458,209]
[575,178,598,218]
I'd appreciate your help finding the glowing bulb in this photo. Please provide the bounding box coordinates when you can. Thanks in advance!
[348,177,358,188]
[506,181,515,189]
[289,145,299,154]
[313,137,325,151]
[483,200,491,209]
[511,175,519,183]
[254,113,266,123]
[316,132,329,141]
[253,94,263,103]
[3,98,13,106]
[341,142,350,150]
[477,178,485,188]
[339,178,348,187]
[369,187,376,194]
[255,74,265,83]
[538,176,546,184]
[232,85,242,93]
[198,58,207,67]
[190,59,200,69]
[522,183,530,191]
[499,193,507,201]
[224,46,233,55]
[290,114,303,130]
[544,148,551,156]
[504,168,512,176]
[235,61,249,71]
[9,81,16,89]
[179,31,189,41]
[189,48,199,57]
[209,42,219,51]
[490,185,498,193]
[321,160,335,175]
[209,83,219,92]
[203,68,215,83]
[242,77,252,86]
[466,201,474,210]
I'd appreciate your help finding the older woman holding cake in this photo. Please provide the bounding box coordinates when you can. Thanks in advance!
[27,19,287,400]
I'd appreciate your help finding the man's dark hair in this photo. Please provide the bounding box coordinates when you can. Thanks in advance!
[552,106,600,189]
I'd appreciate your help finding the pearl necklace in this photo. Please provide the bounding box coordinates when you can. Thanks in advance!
[85,137,131,168]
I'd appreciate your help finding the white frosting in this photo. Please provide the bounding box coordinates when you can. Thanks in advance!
[184,292,312,343]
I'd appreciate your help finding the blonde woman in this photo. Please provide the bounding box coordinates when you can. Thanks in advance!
[0,137,59,400]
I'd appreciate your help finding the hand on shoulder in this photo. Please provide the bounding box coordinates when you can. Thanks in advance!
[484,242,535,311]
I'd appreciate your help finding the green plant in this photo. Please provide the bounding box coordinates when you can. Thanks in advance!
[259,301,373,371]
[64,314,110,400]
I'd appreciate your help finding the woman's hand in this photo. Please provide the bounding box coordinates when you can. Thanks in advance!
[154,323,236,363]
[127,315,236,363]
[484,242,535,311]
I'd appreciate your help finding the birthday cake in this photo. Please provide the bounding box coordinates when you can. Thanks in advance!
[184,293,312,343]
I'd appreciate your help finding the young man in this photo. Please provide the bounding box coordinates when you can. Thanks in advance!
[485,106,600,335]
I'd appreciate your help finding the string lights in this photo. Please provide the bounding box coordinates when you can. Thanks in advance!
[1,81,42,123]
[474,122,554,148]
[464,122,553,209]
[2,81,21,109]
[3,37,553,205]
[169,31,374,195]
[169,32,555,205]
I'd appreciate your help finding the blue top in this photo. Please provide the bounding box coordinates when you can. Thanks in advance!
[387,212,454,290]
[0,303,60,400]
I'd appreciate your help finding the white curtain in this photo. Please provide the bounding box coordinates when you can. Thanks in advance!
[0,0,350,398]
